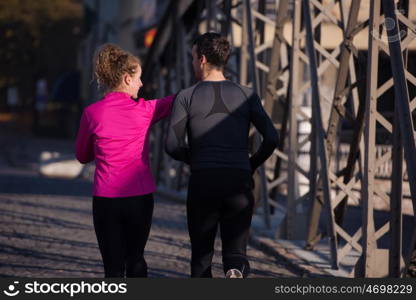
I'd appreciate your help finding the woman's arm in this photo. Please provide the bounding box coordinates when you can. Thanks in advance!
[146,94,176,124]
[75,110,95,164]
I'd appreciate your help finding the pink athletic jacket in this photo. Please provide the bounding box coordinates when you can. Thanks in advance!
[75,92,174,197]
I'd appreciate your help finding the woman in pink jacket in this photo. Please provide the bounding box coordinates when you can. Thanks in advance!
[75,43,174,277]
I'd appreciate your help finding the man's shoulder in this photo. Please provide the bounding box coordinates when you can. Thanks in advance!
[177,81,255,100]
[177,82,201,100]
[225,82,255,98]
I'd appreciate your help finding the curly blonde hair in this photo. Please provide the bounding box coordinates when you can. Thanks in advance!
[93,43,140,90]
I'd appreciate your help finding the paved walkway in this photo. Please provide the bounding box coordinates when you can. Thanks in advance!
[0,134,298,277]
[3,128,414,278]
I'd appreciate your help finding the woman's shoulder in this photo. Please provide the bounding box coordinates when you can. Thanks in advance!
[83,101,101,115]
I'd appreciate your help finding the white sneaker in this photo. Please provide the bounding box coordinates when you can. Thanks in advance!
[225,269,243,278]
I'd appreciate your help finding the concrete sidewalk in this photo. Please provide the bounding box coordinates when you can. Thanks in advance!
[0,131,357,278]
[249,217,358,278]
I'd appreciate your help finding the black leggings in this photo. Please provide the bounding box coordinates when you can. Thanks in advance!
[187,168,254,278]
[92,194,154,278]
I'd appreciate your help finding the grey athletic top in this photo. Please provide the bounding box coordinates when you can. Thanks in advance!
[165,80,278,172]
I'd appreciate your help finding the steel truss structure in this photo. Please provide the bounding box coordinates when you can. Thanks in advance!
[142,0,416,277]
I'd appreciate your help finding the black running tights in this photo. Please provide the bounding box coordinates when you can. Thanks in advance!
[92,194,154,278]
[187,168,254,278]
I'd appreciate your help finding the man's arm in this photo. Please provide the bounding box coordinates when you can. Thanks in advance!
[249,93,279,172]
[165,92,190,164]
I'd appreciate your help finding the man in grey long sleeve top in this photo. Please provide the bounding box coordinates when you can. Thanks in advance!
[165,32,278,278]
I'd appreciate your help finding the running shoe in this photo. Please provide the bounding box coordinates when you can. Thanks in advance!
[225,269,243,278]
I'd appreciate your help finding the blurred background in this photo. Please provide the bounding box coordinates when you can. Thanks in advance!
[0,0,415,278]
[0,0,168,138]
[0,0,312,278]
